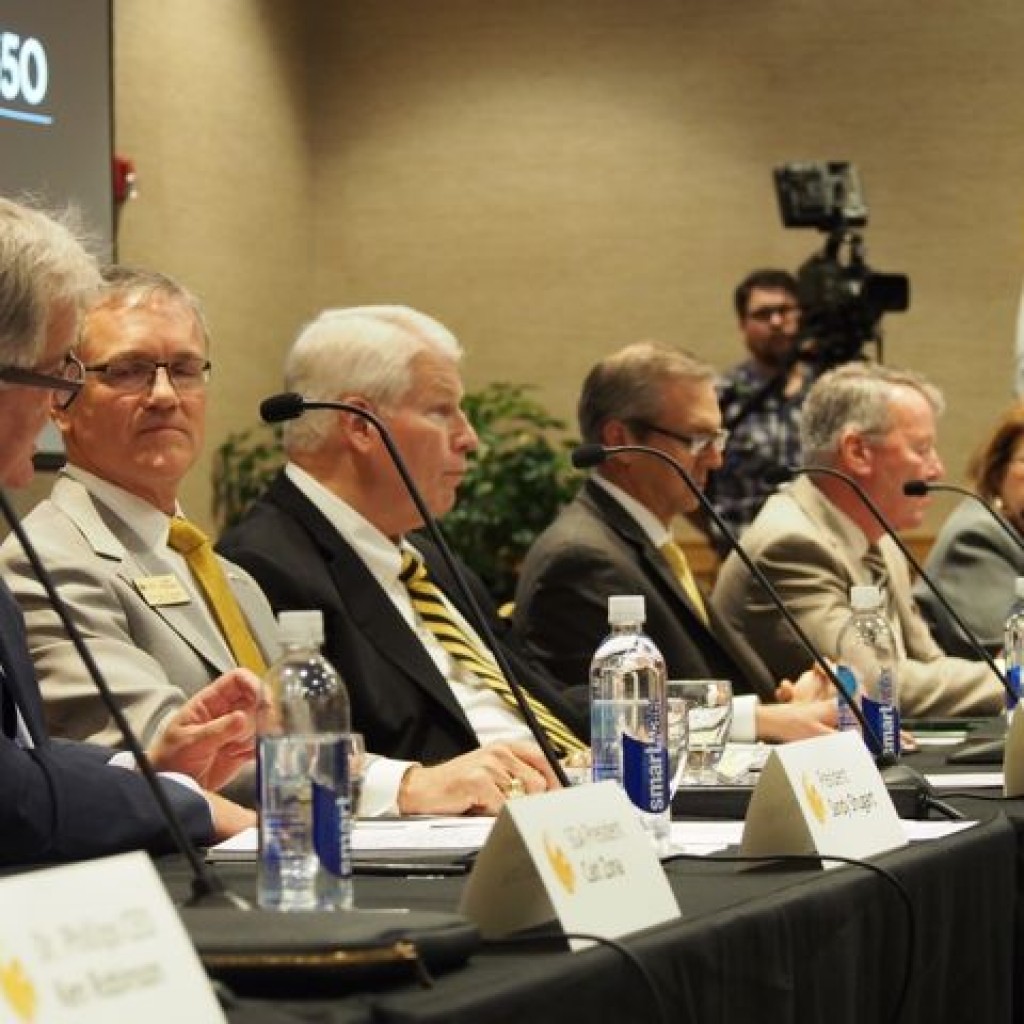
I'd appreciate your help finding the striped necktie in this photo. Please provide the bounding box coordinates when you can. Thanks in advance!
[167,517,268,675]
[659,540,709,626]
[398,549,586,756]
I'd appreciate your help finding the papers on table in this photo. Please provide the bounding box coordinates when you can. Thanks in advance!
[207,812,978,864]
[925,772,1003,790]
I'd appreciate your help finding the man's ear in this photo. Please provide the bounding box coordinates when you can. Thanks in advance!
[838,428,874,477]
[600,418,632,449]
[340,396,380,453]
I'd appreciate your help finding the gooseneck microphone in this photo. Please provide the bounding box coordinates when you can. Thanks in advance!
[903,479,1024,557]
[261,392,572,788]
[770,465,1013,702]
[0,490,247,909]
[570,443,884,751]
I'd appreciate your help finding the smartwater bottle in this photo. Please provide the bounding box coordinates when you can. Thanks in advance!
[1002,577,1024,718]
[258,610,353,911]
[836,585,900,759]
[590,595,670,844]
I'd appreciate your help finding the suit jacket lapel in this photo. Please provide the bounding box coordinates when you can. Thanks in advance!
[268,475,477,732]
[52,475,235,674]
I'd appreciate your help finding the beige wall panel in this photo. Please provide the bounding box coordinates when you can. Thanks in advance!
[111,0,314,529]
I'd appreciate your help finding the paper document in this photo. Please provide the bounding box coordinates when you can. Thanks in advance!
[924,772,1003,790]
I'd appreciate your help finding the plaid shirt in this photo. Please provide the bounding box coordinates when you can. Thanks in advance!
[705,359,820,551]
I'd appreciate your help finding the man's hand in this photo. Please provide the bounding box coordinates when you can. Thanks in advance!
[398,742,560,816]
[204,790,258,842]
[776,663,834,704]
[755,699,837,743]
[148,669,265,791]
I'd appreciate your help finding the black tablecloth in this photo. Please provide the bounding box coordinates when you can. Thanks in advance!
[159,811,1017,1024]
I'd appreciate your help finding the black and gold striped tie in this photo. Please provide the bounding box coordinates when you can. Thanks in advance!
[399,550,586,756]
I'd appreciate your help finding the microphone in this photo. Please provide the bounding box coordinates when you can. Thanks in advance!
[0,489,246,909]
[903,479,1024,556]
[571,443,883,752]
[770,466,1013,703]
[261,392,572,788]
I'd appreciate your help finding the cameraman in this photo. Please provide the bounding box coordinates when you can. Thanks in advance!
[704,269,820,554]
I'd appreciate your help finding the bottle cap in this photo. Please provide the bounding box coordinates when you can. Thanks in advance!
[850,585,882,611]
[1016,577,1024,600]
[608,594,645,626]
[278,610,325,647]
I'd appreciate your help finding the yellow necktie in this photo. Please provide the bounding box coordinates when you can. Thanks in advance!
[659,540,709,626]
[399,550,586,756]
[167,517,268,675]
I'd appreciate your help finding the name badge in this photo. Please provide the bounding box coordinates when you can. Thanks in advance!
[134,575,191,607]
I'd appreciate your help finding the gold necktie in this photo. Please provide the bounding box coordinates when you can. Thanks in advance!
[659,540,709,626]
[167,517,268,675]
[399,550,586,756]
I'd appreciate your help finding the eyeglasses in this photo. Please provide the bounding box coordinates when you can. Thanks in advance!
[634,421,730,456]
[77,354,212,395]
[746,303,800,323]
[0,355,84,410]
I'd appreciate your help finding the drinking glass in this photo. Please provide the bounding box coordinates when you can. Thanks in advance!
[667,680,733,785]
[346,732,366,817]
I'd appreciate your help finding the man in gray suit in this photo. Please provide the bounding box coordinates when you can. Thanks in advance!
[514,341,836,743]
[0,267,279,786]
[712,362,1004,718]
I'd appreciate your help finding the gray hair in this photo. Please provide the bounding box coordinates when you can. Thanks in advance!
[78,265,210,355]
[0,198,100,366]
[283,305,463,453]
[800,362,945,461]
[578,341,715,444]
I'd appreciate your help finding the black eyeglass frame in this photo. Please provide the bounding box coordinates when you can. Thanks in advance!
[0,360,84,410]
[631,420,730,456]
[75,354,213,392]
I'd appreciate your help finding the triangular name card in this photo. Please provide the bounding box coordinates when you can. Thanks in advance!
[741,731,907,867]
[0,852,225,1023]
[458,781,680,950]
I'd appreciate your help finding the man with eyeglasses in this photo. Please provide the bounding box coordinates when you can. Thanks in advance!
[514,341,838,744]
[704,269,817,554]
[0,265,279,806]
[0,198,257,865]
[712,362,1004,717]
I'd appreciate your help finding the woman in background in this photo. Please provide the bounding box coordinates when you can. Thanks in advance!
[916,403,1024,658]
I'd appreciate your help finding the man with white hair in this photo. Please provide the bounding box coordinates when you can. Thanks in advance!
[712,361,1004,717]
[219,306,584,815]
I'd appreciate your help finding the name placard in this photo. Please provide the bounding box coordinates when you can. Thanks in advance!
[458,781,679,950]
[741,731,907,868]
[1003,710,1024,796]
[0,852,225,1023]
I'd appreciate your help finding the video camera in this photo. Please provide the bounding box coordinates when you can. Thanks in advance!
[773,162,909,365]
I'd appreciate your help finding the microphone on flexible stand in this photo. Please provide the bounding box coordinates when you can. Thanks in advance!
[570,444,883,750]
[572,443,960,820]
[260,392,572,788]
[769,466,1013,703]
[903,480,1024,557]
[0,489,247,908]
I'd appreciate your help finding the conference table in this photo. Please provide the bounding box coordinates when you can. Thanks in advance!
[159,795,1018,1024]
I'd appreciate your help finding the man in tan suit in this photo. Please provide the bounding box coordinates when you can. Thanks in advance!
[0,267,279,806]
[712,362,1004,718]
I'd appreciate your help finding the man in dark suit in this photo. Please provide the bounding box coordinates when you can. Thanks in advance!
[219,306,575,816]
[0,197,258,865]
[514,341,835,743]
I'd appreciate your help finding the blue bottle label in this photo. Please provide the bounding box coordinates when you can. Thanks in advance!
[862,694,900,758]
[1007,665,1021,711]
[622,731,668,813]
[311,740,350,878]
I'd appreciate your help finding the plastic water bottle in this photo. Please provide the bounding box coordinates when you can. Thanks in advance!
[836,585,900,760]
[590,595,670,845]
[834,664,860,734]
[258,610,353,911]
[1002,577,1024,717]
